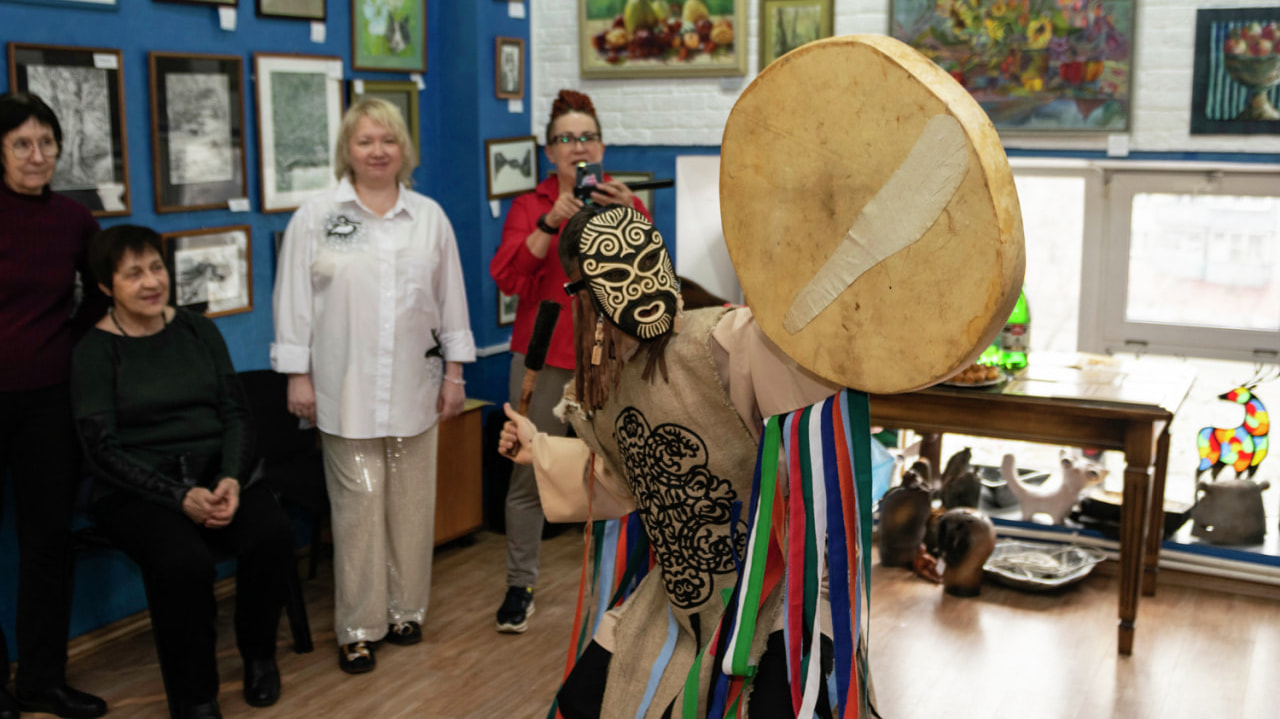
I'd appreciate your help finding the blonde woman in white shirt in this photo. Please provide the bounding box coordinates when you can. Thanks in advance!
[271,99,475,674]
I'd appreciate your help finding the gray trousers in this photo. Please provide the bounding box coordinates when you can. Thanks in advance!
[506,353,574,589]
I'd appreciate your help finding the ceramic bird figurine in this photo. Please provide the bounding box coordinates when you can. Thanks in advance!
[1196,385,1269,480]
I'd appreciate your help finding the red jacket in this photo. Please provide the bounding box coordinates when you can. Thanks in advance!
[490,175,649,370]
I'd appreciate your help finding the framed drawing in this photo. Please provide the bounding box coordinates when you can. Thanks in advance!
[1191,7,1280,136]
[352,0,427,73]
[498,291,518,327]
[161,225,253,318]
[485,135,537,200]
[351,79,420,153]
[759,0,832,69]
[495,36,525,100]
[579,0,747,78]
[890,0,1135,132]
[7,42,131,217]
[257,0,325,19]
[148,52,247,213]
[0,0,117,9]
[254,53,343,213]
[608,170,654,214]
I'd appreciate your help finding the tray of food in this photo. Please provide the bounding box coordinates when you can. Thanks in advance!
[983,540,1106,591]
[941,363,1009,388]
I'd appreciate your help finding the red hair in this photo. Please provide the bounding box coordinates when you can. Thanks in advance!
[545,89,600,143]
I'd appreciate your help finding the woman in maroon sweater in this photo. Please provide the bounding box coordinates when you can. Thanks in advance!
[488,90,648,634]
[0,93,108,719]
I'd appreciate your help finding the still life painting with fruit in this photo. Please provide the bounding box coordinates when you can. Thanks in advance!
[890,0,1134,132]
[1191,7,1280,135]
[579,0,746,77]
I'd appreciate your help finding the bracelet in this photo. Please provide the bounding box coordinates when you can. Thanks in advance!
[443,376,466,386]
[536,214,559,235]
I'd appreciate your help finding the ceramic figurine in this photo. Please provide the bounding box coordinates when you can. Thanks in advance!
[1196,385,1269,480]
[1001,451,1106,525]
[1192,478,1270,545]
[878,466,933,567]
[931,507,996,597]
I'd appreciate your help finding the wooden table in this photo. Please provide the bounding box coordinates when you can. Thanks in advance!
[868,353,1195,655]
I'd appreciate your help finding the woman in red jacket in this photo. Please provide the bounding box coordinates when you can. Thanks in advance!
[488,89,648,634]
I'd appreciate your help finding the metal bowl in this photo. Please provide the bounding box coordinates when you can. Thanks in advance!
[983,540,1106,592]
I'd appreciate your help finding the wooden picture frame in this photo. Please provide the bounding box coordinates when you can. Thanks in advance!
[498,290,518,327]
[889,0,1135,132]
[254,53,344,213]
[578,0,747,79]
[154,0,236,6]
[0,0,117,9]
[484,135,537,200]
[607,170,655,214]
[495,36,525,100]
[148,52,247,213]
[351,0,427,73]
[350,79,420,154]
[7,42,131,217]
[257,0,325,20]
[161,225,253,318]
[758,0,833,70]
[1191,7,1280,135]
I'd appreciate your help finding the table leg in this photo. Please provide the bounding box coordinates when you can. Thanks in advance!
[1142,427,1171,597]
[1118,425,1155,656]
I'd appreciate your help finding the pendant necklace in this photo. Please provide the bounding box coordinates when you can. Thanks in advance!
[110,306,168,337]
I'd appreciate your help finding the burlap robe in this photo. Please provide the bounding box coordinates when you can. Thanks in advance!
[566,307,782,718]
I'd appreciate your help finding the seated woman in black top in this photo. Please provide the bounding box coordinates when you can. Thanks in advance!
[70,225,293,719]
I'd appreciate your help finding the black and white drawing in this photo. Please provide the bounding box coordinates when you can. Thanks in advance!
[162,225,253,318]
[255,53,343,213]
[498,290,518,326]
[484,135,537,200]
[494,37,525,100]
[166,73,234,185]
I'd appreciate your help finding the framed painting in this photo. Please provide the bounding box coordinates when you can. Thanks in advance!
[495,36,525,100]
[148,52,247,213]
[161,225,253,318]
[257,0,325,19]
[579,0,747,78]
[7,42,131,216]
[498,290,518,327]
[254,53,343,213]
[608,170,654,214]
[759,0,832,69]
[351,79,420,153]
[0,0,117,8]
[352,0,426,73]
[485,135,537,200]
[889,0,1135,132]
[1191,7,1280,136]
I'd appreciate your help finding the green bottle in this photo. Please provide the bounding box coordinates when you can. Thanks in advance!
[1000,289,1029,371]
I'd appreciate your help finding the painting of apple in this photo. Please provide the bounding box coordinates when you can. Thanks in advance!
[1194,7,1280,133]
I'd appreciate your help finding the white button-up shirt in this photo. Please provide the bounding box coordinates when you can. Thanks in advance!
[271,177,476,439]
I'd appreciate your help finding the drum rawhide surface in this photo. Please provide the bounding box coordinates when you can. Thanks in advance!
[720,34,1025,395]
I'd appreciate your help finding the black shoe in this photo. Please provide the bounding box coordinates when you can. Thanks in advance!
[385,621,422,646]
[243,658,281,707]
[495,586,535,633]
[338,641,375,674]
[0,687,18,719]
[177,700,222,719]
[15,684,107,719]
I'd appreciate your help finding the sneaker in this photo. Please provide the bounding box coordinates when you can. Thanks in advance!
[338,641,375,674]
[495,586,535,633]
[385,621,422,646]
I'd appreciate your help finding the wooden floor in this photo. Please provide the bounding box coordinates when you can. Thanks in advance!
[50,531,1280,719]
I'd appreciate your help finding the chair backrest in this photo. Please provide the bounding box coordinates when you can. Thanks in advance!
[237,369,316,463]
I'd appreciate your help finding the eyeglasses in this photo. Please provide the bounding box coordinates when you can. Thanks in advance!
[549,132,602,146]
[4,136,59,160]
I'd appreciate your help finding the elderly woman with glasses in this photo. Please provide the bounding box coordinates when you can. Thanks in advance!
[0,92,108,719]
[488,89,649,635]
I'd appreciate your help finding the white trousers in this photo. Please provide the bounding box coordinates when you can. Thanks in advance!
[321,426,438,645]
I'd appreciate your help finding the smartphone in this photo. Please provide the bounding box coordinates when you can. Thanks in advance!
[574,162,604,203]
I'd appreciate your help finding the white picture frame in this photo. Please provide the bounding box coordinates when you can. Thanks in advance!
[254,53,344,213]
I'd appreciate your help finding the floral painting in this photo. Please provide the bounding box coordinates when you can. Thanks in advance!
[890,0,1134,132]
[1191,7,1280,136]
[352,0,426,73]
[579,0,747,78]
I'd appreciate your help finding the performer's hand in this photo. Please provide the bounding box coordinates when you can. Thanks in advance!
[287,373,317,425]
[500,402,536,465]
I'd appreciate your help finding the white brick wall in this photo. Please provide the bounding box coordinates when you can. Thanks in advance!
[530,0,1280,154]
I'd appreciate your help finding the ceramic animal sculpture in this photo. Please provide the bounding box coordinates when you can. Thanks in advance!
[878,466,933,567]
[1001,451,1106,525]
[938,448,981,508]
[931,508,996,597]
[1191,478,1270,545]
[1196,386,1270,479]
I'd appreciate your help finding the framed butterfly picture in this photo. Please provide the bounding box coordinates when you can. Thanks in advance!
[484,134,537,200]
